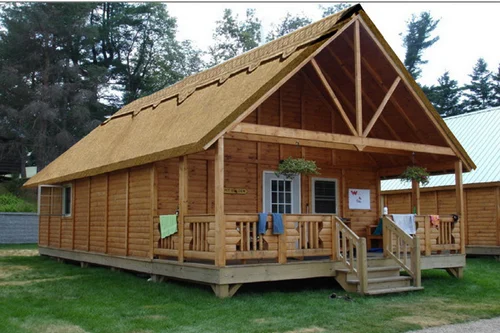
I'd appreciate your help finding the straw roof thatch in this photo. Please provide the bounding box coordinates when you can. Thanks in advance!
[25,6,357,187]
[25,4,474,187]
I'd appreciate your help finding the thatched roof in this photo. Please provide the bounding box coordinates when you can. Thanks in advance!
[25,4,474,187]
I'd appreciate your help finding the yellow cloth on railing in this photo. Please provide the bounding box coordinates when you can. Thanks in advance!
[160,215,177,238]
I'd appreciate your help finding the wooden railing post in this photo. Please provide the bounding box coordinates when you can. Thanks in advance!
[412,236,421,287]
[358,238,368,294]
[382,217,389,257]
[278,215,287,264]
[455,160,465,254]
[331,215,337,260]
[214,137,226,267]
[178,156,188,263]
[424,216,431,256]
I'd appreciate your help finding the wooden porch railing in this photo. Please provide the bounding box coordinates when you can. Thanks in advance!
[414,215,461,256]
[334,216,368,293]
[154,213,337,264]
[382,215,421,287]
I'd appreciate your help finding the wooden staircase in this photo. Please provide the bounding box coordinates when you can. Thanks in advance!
[335,258,424,295]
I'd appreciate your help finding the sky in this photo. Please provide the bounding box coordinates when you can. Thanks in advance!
[167,1,500,87]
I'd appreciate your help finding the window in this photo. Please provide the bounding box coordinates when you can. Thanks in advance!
[263,172,301,214]
[312,178,337,214]
[62,185,72,216]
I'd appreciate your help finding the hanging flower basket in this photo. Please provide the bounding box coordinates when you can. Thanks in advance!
[275,157,320,180]
[400,166,430,186]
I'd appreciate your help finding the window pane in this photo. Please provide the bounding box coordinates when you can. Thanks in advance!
[272,180,277,191]
[315,200,336,214]
[279,193,284,203]
[64,187,71,215]
[272,204,278,213]
[314,180,336,214]
[278,205,284,214]
[272,192,277,203]
[285,181,291,192]
[278,181,284,191]
[285,205,291,214]
[285,192,291,203]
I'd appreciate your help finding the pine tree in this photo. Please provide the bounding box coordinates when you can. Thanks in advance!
[492,63,500,107]
[320,3,350,18]
[208,8,262,66]
[266,12,311,41]
[426,71,462,117]
[462,58,494,112]
[401,12,440,80]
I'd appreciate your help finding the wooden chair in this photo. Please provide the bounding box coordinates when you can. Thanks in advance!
[366,224,383,249]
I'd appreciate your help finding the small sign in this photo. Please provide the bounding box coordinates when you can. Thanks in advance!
[224,187,248,195]
[348,188,370,210]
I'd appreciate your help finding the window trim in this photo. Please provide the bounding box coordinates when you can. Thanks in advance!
[262,171,301,214]
[311,177,338,214]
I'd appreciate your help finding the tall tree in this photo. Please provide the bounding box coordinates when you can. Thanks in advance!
[492,63,500,107]
[266,12,312,41]
[0,3,106,171]
[462,58,494,112]
[208,8,261,66]
[426,71,462,117]
[320,3,350,18]
[401,12,440,80]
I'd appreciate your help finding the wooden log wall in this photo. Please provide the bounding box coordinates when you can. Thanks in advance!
[383,184,500,247]
[39,164,154,259]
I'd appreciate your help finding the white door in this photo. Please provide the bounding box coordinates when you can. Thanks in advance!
[262,172,301,214]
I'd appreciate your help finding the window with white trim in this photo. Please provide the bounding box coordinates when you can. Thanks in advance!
[263,172,301,214]
[312,178,337,214]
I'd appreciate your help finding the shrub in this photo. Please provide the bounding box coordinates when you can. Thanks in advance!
[0,193,37,212]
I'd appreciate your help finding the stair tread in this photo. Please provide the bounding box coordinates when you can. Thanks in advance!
[365,286,424,295]
[347,275,412,284]
[366,266,401,272]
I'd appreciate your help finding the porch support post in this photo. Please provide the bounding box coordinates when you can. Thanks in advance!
[178,156,188,263]
[455,160,465,254]
[411,179,420,215]
[215,137,226,267]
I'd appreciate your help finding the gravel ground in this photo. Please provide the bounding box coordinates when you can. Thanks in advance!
[408,317,500,333]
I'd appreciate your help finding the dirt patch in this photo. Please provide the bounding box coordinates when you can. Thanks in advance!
[21,321,88,333]
[0,249,38,257]
[397,316,450,327]
[0,265,32,279]
[0,275,81,286]
[284,327,326,333]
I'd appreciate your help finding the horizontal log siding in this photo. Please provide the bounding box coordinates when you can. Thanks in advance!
[384,185,500,247]
[89,174,106,253]
[74,179,89,251]
[128,166,152,257]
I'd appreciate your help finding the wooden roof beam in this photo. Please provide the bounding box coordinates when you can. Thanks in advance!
[363,77,401,137]
[310,58,358,136]
[357,14,472,169]
[354,20,363,136]
[229,123,455,157]
[326,46,402,143]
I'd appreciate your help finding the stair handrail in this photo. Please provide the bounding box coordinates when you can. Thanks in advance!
[334,216,368,294]
[382,215,421,287]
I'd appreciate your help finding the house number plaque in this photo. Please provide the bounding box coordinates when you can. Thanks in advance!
[224,188,247,194]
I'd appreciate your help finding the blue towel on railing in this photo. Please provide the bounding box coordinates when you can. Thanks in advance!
[258,213,267,234]
[373,218,383,236]
[271,213,284,235]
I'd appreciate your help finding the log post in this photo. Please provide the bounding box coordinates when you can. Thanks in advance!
[215,137,226,267]
[411,179,420,215]
[412,236,421,287]
[178,156,188,263]
[455,160,465,254]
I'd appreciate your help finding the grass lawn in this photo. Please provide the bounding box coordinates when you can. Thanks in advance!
[0,245,499,333]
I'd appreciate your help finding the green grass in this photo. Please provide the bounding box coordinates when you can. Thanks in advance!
[0,246,499,333]
[0,193,36,212]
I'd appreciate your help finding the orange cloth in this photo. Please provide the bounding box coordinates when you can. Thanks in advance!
[430,215,440,228]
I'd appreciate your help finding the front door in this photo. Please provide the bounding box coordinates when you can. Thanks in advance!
[262,172,301,214]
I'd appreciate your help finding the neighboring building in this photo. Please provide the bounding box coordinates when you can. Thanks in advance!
[382,107,500,255]
[24,5,475,297]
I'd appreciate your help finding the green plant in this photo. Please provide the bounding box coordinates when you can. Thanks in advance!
[0,193,36,212]
[275,157,320,179]
[400,166,430,186]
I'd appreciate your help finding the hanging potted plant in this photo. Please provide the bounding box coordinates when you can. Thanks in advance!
[400,166,430,186]
[275,157,320,179]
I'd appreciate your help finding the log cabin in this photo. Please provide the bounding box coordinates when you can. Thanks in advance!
[25,5,476,297]
[382,107,500,257]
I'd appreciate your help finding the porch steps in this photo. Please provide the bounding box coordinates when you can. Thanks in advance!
[335,260,424,295]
